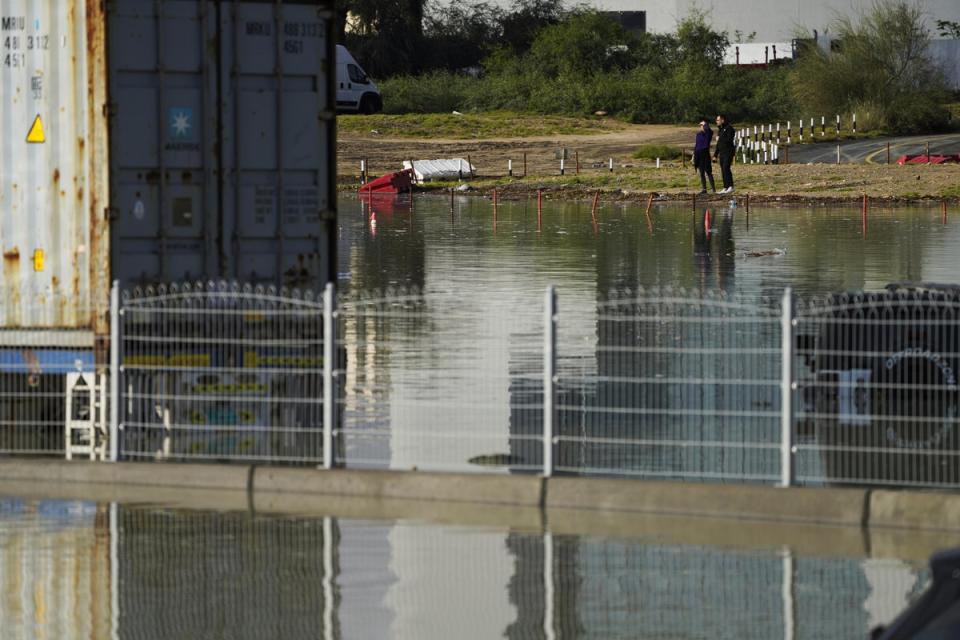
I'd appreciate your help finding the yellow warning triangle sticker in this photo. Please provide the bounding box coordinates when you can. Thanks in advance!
[26,115,45,144]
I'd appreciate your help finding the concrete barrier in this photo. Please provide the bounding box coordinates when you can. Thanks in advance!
[547,508,868,557]
[254,467,545,507]
[870,489,960,532]
[546,477,867,526]
[0,479,251,513]
[253,492,544,532]
[6,461,960,536]
[0,460,249,493]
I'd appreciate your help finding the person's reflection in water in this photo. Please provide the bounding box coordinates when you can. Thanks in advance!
[714,208,736,293]
[692,208,736,294]
[692,213,713,294]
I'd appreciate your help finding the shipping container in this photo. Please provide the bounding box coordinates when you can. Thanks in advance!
[0,0,337,346]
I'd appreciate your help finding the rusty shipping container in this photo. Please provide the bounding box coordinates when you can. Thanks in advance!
[0,0,336,351]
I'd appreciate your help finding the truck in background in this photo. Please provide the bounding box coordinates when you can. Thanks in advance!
[335,45,382,114]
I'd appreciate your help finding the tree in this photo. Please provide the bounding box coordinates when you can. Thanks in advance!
[423,2,503,72]
[936,19,960,39]
[337,0,426,76]
[672,9,728,69]
[498,0,566,54]
[790,1,949,132]
[527,11,637,79]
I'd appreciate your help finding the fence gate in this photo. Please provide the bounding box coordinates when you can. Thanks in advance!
[113,282,331,465]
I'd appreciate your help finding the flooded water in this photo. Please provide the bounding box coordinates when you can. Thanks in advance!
[335,195,960,477]
[0,497,944,640]
[339,194,959,298]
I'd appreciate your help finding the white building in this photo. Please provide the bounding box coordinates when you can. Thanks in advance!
[441,0,960,42]
[595,0,960,40]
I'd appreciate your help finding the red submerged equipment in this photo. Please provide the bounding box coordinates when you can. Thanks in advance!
[896,154,960,165]
[358,168,414,194]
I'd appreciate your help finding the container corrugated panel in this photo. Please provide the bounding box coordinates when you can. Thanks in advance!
[109,0,336,291]
[0,0,110,330]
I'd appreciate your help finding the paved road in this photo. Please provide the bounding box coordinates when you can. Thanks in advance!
[775,133,960,164]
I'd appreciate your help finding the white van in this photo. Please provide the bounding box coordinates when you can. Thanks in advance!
[336,45,383,114]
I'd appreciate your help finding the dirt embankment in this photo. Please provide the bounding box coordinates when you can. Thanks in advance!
[338,124,960,204]
[338,123,688,178]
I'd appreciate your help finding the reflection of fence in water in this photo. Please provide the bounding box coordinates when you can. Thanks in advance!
[117,506,336,640]
[119,283,325,464]
[553,290,782,481]
[0,500,935,639]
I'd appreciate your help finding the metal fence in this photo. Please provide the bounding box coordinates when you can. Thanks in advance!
[793,286,960,488]
[336,287,545,473]
[553,289,783,482]
[0,306,100,457]
[6,280,960,489]
[113,282,330,465]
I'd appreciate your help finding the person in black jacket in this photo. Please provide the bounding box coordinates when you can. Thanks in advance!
[693,120,716,194]
[713,114,736,194]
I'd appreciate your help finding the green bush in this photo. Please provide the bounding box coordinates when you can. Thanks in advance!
[632,145,682,160]
[886,97,952,134]
[789,1,948,133]
[381,72,474,113]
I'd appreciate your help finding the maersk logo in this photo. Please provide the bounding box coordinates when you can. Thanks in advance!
[166,107,199,151]
[169,107,195,140]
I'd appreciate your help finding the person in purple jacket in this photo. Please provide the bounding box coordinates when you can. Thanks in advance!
[693,119,716,194]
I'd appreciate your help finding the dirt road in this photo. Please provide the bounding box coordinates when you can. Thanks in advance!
[337,123,691,180]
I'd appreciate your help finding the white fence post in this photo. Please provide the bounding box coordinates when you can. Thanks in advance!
[543,286,557,477]
[780,287,796,487]
[109,280,120,463]
[323,282,336,469]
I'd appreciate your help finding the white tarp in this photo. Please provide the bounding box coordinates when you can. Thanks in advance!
[403,159,476,182]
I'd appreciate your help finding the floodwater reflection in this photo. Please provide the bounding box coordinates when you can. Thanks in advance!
[337,196,960,476]
[0,497,944,639]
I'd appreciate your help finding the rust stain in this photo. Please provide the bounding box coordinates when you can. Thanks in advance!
[72,250,81,300]
[77,187,84,201]
[3,248,21,326]
[78,137,85,150]
[53,168,60,183]
[86,0,110,336]
[60,190,66,197]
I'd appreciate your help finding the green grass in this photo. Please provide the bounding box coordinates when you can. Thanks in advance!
[631,144,682,161]
[337,111,623,139]
[940,184,960,198]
